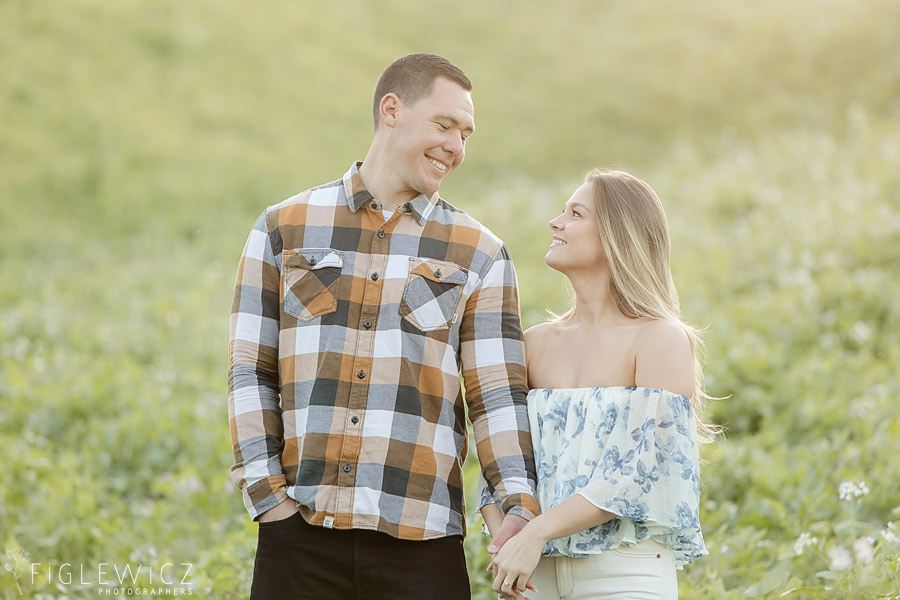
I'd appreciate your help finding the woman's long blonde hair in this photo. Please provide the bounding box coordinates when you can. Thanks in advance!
[556,169,719,440]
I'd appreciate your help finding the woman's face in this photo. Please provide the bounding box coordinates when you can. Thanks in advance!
[545,182,606,273]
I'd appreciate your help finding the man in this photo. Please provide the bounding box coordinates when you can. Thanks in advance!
[228,53,538,599]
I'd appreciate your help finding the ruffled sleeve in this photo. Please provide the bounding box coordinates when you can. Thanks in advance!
[477,470,499,511]
[532,387,707,566]
[574,388,705,564]
[476,471,500,537]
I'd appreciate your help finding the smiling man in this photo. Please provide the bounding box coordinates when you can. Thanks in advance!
[228,53,539,599]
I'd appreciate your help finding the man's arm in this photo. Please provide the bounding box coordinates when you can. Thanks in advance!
[228,210,292,521]
[460,243,539,522]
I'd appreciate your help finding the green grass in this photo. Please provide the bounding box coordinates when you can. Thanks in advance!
[2,1,900,598]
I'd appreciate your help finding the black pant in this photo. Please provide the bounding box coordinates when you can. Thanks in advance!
[250,512,471,600]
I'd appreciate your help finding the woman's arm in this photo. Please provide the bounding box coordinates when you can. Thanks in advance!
[491,494,614,595]
[481,502,505,537]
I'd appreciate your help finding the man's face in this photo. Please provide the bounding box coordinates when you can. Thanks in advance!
[387,77,475,199]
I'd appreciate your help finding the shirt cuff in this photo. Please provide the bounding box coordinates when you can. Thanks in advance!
[243,475,289,521]
[502,493,541,522]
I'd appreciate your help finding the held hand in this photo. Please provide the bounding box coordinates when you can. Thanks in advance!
[257,500,299,523]
[487,557,537,597]
[490,521,545,597]
[487,514,528,553]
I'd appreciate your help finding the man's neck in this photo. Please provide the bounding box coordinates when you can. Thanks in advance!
[358,154,418,213]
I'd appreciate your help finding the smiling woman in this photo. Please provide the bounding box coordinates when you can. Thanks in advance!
[481,169,713,600]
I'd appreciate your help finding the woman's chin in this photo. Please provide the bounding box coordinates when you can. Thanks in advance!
[544,253,563,272]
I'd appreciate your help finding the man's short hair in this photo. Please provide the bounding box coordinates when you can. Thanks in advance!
[372,53,472,128]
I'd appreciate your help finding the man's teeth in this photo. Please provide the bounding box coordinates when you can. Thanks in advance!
[428,158,448,172]
[552,239,567,246]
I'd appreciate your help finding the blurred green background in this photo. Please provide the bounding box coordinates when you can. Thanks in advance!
[2,1,900,598]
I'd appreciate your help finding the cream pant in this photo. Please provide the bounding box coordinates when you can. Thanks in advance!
[525,540,678,600]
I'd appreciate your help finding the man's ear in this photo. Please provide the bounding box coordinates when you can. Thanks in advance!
[378,93,400,128]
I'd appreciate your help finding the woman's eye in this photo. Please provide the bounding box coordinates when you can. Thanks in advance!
[572,210,581,218]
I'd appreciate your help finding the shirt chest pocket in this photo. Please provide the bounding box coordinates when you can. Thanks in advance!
[282,248,344,322]
[399,258,468,332]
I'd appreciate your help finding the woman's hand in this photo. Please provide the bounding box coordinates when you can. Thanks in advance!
[488,555,536,600]
[490,520,546,597]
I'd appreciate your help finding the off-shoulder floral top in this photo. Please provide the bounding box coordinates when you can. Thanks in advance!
[480,386,708,568]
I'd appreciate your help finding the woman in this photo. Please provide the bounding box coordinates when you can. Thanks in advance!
[480,169,711,600]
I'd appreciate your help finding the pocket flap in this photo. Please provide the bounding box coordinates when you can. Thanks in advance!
[284,248,344,270]
[408,257,467,285]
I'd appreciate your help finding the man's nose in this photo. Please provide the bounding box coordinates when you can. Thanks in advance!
[444,131,464,155]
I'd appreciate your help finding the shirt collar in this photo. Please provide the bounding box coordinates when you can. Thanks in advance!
[342,161,438,226]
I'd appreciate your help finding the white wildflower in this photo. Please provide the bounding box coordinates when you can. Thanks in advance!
[838,480,870,502]
[848,397,875,420]
[849,321,871,344]
[853,536,875,565]
[881,522,898,544]
[828,545,853,571]
[819,333,839,350]
[174,476,205,495]
[793,532,818,556]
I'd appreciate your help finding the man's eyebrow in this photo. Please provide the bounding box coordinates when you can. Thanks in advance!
[435,114,475,135]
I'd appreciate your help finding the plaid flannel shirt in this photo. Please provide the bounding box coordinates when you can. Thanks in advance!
[229,162,539,540]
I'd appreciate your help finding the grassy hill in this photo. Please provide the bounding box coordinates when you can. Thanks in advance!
[2,1,899,598]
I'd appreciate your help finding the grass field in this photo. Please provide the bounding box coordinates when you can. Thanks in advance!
[2,1,900,598]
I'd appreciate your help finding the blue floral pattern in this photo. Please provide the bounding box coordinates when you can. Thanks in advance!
[479,386,707,568]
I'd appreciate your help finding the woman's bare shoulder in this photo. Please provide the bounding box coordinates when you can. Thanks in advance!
[635,318,690,346]
[634,319,694,397]
[524,321,559,346]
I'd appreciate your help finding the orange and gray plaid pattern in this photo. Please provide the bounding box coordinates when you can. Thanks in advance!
[229,162,539,540]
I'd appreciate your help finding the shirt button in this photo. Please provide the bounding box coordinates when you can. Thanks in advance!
[370,273,379,281]
[357,370,366,379]
[308,258,317,266]
[363,320,372,329]
[434,270,442,278]
[351,416,359,424]
[343,464,352,473]
[377,230,386,239]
